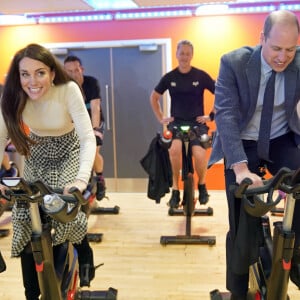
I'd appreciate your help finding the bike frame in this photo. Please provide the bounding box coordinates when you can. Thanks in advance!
[249,193,296,300]
[0,177,118,300]
[160,125,216,246]
[210,167,300,300]
[29,201,78,300]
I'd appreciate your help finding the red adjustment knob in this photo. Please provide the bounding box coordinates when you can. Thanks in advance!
[163,130,172,140]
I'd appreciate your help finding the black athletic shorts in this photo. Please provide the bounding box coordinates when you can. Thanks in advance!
[167,120,209,147]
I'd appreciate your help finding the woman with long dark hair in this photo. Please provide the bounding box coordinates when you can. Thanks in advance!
[0,43,97,299]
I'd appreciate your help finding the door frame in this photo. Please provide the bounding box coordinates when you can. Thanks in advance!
[43,38,172,118]
[43,38,172,192]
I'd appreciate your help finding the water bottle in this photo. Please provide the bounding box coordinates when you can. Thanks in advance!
[160,130,173,149]
[43,193,65,213]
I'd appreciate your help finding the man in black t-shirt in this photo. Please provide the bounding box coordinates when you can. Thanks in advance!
[150,40,215,208]
[64,56,106,200]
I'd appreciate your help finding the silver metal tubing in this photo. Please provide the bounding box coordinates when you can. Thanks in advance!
[105,84,110,130]
[283,194,295,232]
[29,202,42,235]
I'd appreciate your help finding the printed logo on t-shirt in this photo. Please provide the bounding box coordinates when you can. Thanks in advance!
[171,82,176,87]
[193,81,199,87]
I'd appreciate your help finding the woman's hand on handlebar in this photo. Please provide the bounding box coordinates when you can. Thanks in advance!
[0,184,8,195]
[64,179,87,195]
[233,162,263,188]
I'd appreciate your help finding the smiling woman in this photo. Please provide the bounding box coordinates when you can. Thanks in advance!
[19,57,55,100]
[0,43,97,299]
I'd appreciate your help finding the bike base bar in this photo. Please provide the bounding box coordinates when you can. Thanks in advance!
[90,206,120,215]
[76,287,118,299]
[160,235,216,245]
[168,207,213,216]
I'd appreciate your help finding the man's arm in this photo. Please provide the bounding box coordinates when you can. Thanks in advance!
[150,90,164,123]
[90,98,101,128]
[232,162,263,186]
[214,54,249,168]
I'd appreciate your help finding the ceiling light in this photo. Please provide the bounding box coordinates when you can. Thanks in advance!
[84,0,138,10]
[195,4,229,16]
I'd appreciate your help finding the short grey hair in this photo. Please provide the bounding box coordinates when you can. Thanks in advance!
[176,40,194,52]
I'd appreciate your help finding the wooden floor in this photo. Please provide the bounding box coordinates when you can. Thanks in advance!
[0,191,299,299]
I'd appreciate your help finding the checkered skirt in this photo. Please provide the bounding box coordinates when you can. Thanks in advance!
[11,130,88,257]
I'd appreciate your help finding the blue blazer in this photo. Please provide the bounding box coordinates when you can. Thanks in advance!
[209,45,300,168]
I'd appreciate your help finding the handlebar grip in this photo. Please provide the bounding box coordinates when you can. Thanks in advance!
[52,187,64,194]
[233,167,292,198]
[59,194,78,204]
[67,186,89,205]
[234,178,253,198]
[0,190,13,201]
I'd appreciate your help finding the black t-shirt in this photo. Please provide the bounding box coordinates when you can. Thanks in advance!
[154,67,215,121]
[82,75,104,122]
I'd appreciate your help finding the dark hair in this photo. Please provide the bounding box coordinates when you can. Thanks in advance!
[1,43,71,156]
[64,55,82,65]
[263,10,300,39]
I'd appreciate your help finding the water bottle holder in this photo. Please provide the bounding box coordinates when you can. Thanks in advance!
[42,201,79,224]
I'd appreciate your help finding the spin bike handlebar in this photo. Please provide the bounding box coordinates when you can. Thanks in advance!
[232,167,300,217]
[170,124,212,149]
[0,177,90,224]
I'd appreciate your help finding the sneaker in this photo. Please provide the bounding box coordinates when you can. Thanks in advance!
[95,175,106,201]
[230,294,248,300]
[168,190,180,209]
[198,184,209,205]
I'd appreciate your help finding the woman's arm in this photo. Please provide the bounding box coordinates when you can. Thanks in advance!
[67,82,96,184]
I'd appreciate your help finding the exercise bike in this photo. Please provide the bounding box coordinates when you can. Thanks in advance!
[87,176,120,215]
[0,142,19,238]
[160,125,216,246]
[0,176,118,300]
[210,166,300,300]
[0,142,19,178]
[82,176,120,244]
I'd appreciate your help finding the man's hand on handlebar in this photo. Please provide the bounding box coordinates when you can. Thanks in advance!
[232,162,264,188]
[196,115,211,124]
[160,116,174,125]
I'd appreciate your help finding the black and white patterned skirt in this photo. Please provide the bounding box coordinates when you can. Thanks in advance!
[11,129,88,257]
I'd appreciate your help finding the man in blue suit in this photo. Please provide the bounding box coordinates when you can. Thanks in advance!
[209,10,300,300]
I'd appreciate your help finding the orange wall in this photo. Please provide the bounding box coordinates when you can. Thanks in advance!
[0,12,299,189]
